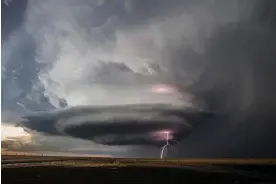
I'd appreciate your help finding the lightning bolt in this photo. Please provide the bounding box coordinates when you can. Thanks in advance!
[160,131,169,159]
[160,131,178,159]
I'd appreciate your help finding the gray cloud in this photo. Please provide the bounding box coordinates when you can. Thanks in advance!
[168,2,276,157]
[1,123,128,156]
[20,104,212,146]
[3,0,255,111]
[25,0,247,108]
[2,0,276,158]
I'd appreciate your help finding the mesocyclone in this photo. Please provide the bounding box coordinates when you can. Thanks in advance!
[21,104,212,146]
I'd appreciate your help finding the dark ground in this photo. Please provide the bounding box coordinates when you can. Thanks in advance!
[2,155,276,184]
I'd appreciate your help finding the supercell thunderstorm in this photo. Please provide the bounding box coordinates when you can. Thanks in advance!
[22,104,212,148]
[3,0,276,158]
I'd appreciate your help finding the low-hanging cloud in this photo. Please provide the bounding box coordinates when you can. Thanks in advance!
[21,104,212,146]
[1,123,128,156]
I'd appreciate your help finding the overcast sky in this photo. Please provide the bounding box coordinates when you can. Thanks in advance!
[2,0,276,158]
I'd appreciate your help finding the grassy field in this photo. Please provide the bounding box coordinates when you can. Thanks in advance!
[2,154,276,183]
[2,154,276,168]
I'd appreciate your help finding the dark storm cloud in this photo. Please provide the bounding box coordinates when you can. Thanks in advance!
[2,0,64,116]
[1,0,28,41]
[166,1,276,157]
[1,123,126,156]
[3,0,276,158]
[20,104,212,146]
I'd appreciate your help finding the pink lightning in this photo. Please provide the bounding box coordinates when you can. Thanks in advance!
[160,131,170,159]
[159,131,178,159]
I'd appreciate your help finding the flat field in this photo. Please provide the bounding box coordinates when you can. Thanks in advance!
[2,154,276,184]
[2,154,276,167]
